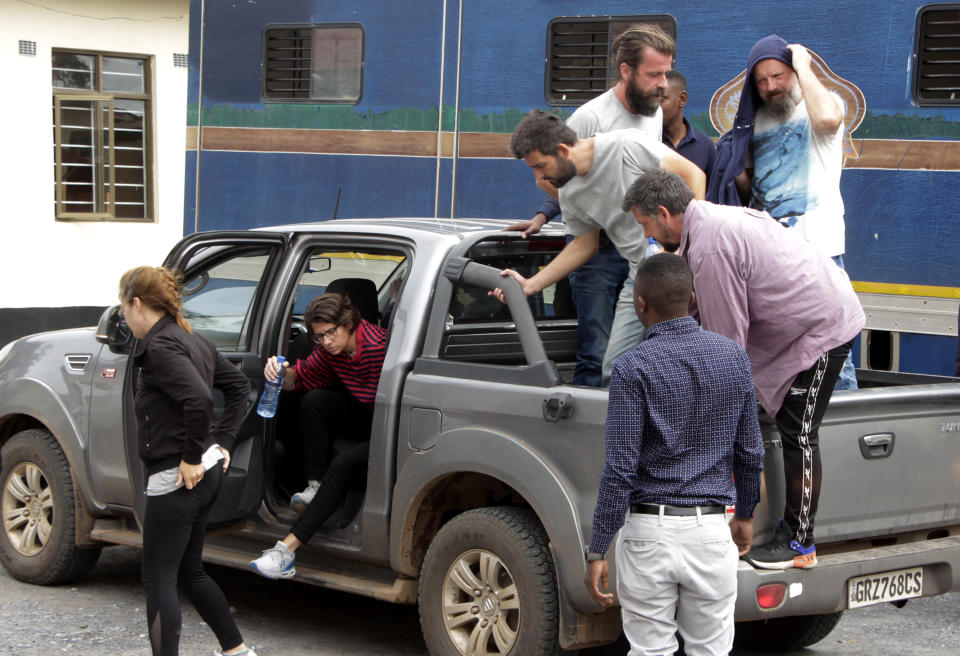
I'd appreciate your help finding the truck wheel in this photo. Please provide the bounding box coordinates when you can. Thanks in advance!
[419,506,561,656]
[0,429,101,585]
[734,611,844,652]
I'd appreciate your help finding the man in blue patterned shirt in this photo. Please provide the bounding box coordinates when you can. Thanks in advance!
[584,253,764,656]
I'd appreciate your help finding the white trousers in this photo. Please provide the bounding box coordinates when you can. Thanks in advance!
[615,510,738,656]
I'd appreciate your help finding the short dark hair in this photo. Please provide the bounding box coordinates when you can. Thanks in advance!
[634,253,693,315]
[510,109,577,159]
[622,169,694,216]
[666,69,687,89]
[305,292,361,334]
[613,25,676,71]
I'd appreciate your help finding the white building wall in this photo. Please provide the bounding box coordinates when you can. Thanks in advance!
[2,0,190,309]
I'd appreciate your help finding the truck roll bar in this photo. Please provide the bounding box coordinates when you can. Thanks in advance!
[443,257,550,368]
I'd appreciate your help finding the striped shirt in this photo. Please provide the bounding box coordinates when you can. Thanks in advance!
[293,319,387,405]
[588,316,765,555]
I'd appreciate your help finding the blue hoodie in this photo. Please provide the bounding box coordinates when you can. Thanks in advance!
[706,35,793,205]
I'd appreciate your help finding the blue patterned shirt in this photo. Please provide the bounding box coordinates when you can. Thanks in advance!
[589,316,765,555]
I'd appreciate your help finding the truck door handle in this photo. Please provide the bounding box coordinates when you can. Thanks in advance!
[859,432,895,459]
[542,394,573,423]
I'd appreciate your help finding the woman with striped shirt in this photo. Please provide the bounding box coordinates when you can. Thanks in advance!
[249,292,386,579]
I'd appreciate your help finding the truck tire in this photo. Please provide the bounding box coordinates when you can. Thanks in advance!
[419,506,561,656]
[734,611,844,652]
[0,429,101,585]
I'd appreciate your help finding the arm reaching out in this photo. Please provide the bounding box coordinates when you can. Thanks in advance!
[661,149,707,199]
[503,213,549,238]
[490,230,600,302]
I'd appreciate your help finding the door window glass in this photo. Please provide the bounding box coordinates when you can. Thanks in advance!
[181,249,273,350]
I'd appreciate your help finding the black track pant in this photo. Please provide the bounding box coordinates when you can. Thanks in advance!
[141,465,243,656]
[300,387,373,481]
[774,340,853,547]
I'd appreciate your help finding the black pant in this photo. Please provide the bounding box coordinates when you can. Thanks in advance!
[291,439,370,543]
[141,465,243,656]
[299,387,373,481]
[774,340,852,547]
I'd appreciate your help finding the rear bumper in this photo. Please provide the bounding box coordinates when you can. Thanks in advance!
[734,535,960,620]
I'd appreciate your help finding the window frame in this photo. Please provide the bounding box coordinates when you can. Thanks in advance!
[913,4,960,106]
[261,23,366,104]
[544,14,677,107]
[52,48,154,222]
[173,237,287,353]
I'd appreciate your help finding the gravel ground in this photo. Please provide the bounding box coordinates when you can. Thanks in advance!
[1,545,958,655]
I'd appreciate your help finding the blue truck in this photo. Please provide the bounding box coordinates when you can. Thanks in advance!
[183,0,960,377]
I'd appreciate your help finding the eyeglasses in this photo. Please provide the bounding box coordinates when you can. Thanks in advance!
[311,325,341,343]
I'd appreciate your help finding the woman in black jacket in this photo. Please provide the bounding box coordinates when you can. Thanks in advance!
[119,266,256,656]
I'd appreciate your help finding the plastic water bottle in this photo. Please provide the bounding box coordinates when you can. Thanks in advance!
[645,237,662,258]
[256,356,286,418]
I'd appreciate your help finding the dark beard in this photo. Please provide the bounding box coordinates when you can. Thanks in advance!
[626,78,664,116]
[546,157,577,188]
[658,240,680,253]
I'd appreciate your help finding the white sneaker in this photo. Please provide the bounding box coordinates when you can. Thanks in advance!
[212,647,258,656]
[290,479,320,512]
[249,540,296,580]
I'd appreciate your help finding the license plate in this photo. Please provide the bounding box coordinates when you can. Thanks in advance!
[847,567,923,609]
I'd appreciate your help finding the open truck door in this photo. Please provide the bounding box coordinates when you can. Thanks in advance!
[118,232,288,526]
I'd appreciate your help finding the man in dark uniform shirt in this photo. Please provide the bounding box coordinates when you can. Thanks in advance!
[661,70,717,183]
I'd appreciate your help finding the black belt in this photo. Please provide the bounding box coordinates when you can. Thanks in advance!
[630,503,724,516]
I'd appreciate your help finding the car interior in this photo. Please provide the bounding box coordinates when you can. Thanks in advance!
[268,247,408,530]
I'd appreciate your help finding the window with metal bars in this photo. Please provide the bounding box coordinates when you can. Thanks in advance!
[545,15,677,106]
[52,50,151,220]
[915,5,960,104]
[262,24,364,103]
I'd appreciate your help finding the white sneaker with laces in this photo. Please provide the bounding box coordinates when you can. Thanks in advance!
[249,540,296,580]
[290,479,320,512]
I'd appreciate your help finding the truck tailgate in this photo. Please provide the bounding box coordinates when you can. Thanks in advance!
[754,383,960,543]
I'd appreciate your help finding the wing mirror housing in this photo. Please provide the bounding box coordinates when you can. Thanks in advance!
[96,304,132,353]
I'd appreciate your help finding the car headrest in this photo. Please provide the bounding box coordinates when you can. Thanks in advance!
[326,277,379,324]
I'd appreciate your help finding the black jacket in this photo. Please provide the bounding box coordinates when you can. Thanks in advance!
[133,314,251,476]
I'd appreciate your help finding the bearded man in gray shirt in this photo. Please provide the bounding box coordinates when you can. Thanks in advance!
[494,110,705,381]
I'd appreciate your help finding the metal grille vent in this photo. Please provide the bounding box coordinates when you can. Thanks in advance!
[546,20,612,105]
[916,6,960,103]
[173,53,189,68]
[65,354,92,372]
[263,27,312,99]
[545,16,677,106]
[19,40,36,56]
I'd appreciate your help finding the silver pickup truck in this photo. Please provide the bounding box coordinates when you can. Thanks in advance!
[1,219,959,655]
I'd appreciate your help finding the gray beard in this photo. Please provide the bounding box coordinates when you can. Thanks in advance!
[763,87,802,120]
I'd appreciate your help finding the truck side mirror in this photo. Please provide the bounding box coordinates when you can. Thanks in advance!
[96,304,132,353]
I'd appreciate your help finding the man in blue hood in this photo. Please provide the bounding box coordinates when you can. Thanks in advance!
[708,36,845,234]
[738,37,860,399]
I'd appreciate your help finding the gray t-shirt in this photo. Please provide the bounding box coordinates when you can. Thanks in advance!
[559,129,667,265]
[566,88,663,140]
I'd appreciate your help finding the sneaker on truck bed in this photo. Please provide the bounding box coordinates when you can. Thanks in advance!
[745,536,817,569]
[250,540,296,580]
